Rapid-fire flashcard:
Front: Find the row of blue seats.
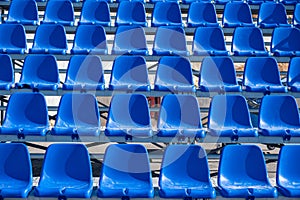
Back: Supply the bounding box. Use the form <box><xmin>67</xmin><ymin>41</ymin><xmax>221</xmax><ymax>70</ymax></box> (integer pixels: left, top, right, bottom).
<box><xmin>2</xmin><ymin>92</ymin><xmax>300</xmax><ymax>141</ymax></box>
<box><xmin>1</xmin><ymin>142</ymin><xmax>300</xmax><ymax>199</ymax></box>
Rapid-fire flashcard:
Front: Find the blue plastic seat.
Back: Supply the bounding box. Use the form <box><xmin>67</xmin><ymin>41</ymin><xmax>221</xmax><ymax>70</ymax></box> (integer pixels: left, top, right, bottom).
<box><xmin>112</xmin><ymin>26</ymin><xmax>148</xmax><ymax>55</ymax></box>
<box><xmin>6</xmin><ymin>0</ymin><xmax>38</xmax><ymax>25</ymax></box>
<box><xmin>258</xmin><ymin>95</ymin><xmax>300</xmax><ymax>139</ymax></box>
<box><xmin>43</xmin><ymin>0</ymin><xmax>74</xmax><ymax>26</ymax></box>
<box><xmin>0</xmin><ymin>143</ymin><xmax>32</xmax><ymax>198</ymax></box>
<box><xmin>232</xmin><ymin>27</ymin><xmax>269</xmax><ymax>56</ymax></box>
<box><xmin>52</xmin><ymin>93</ymin><xmax>100</xmax><ymax>137</ymax></box>
<box><xmin>30</xmin><ymin>24</ymin><xmax>67</xmax><ymax>54</ymax></box>
<box><xmin>79</xmin><ymin>0</ymin><xmax>111</xmax><ymax>26</ymax></box>
<box><xmin>105</xmin><ymin>94</ymin><xmax>152</xmax><ymax>137</ymax></box>
<box><xmin>154</xmin><ymin>56</ymin><xmax>195</xmax><ymax>92</ymax></box>
<box><xmin>258</xmin><ymin>2</ymin><xmax>290</xmax><ymax>28</ymax></box>
<box><xmin>157</xmin><ymin>95</ymin><xmax>205</xmax><ymax>138</ymax></box>
<box><xmin>71</xmin><ymin>25</ymin><xmax>107</xmax><ymax>54</ymax></box>
<box><xmin>199</xmin><ymin>56</ymin><xmax>241</xmax><ymax>92</ymax></box>
<box><xmin>183</xmin><ymin>0</ymin><xmax>211</xmax><ymax>3</ymax></box>
<box><xmin>153</xmin><ymin>26</ymin><xmax>189</xmax><ymax>56</ymax></box>
<box><xmin>288</xmin><ymin>57</ymin><xmax>300</xmax><ymax>92</ymax></box>
<box><xmin>35</xmin><ymin>144</ymin><xmax>93</xmax><ymax>198</ymax></box>
<box><xmin>0</xmin><ymin>54</ymin><xmax>14</xmax><ymax>90</ymax></box>
<box><xmin>208</xmin><ymin>95</ymin><xmax>258</xmax><ymax>140</ymax></box>
<box><xmin>293</xmin><ymin>4</ymin><xmax>300</xmax><ymax>28</ymax></box>
<box><xmin>187</xmin><ymin>2</ymin><xmax>219</xmax><ymax>27</ymax></box>
<box><xmin>0</xmin><ymin>92</ymin><xmax>49</xmax><ymax>137</ymax></box>
<box><xmin>98</xmin><ymin>144</ymin><xmax>154</xmax><ymax>198</ymax></box>
<box><xmin>116</xmin><ymin>1</ymin><xmax>147</xmax><ymax>27</ymax></box>
<box><xmin>271</xmin><ymin>27</ymin><xmax>300</xmax><ymax>56</ymax></box>
<box><xmin>277</xmin><ymin>145</ymin><xmax>300</xmax><ymax>197</ymax></box>
<box><xmin>280</xmin><ymin>0</ymin><xmax>299</xmax><ymax>4</ymax></box>
<box><xmin>150</xmin><ymin>0</ymin><xmax>179</xmax><ymax>3</ymax></box>
<box><xmin>193</xmin><ymin>27</ymin><xmax>229</xmax><ymax>56</ymax></box>
<box><xmin>222</xmin><ymin>2</ymin><xmax>254</xmax><ymax>27</ymax></box>
<box><xmin>215</xmin><ymin>0</ymin><xmax>242</xmax><ymax>4</ymax></box>
<box><xmin>109</xmin><ymin>55</ymin><xmax>150</xmax><ymax>91</ymax></box>
<box><xmin>16</xmin><ymin>55</ymin><xmax>59</xmax><ymax>91</ymax></box>
<box><xmin>63</xmin><ymin>55</ymin><xmax>105</xmax><ymax>91</ymax></box>
<box><xmin>159</xmin><ymin>145</ymin><xmax>215</xmax><ymax>198</ymax></box>
<box><xmin>218</xmin><ymin>145</ymin><xmax>278</xmax><ymax>198</ymax></box>
<box><xmin>247</xmin><ymin>0</ymin><xmax>274</xmax><ymax>4</ymax></box>
<box><xmin>243</xmin><ymin>57</ymin><xmax>287</xmax><ymax>93</ymax></box>
<box><xmin>151</xmin><ymin>2</ymin><xmax>182</xmax><ymax>27</ymax></box>
<box><xmin>0</xmin><ymin>24</ymin><xmax>27</xmax><ymax>54</ymax></box>
<box><xmin>116</xmin><ymin>0</ymin><xmax>145</xmax><ymax>3</ymax></box>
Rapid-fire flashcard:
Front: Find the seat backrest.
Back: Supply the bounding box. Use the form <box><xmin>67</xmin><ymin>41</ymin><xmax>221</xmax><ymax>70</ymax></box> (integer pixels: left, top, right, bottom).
<box><xmin>222</xmin><ymin>1</ymin><xmax>253</xmax><ymax>27</ymax></box>
<box><xmin>0</xmin><ymin>54</ymin><xmax>14</xmax><ymax>88</ymax></box>
<box><xmin>43</xmin><ymin>0</ymin><xmax>74</xmax><ymax>25</ymax></box>
<box><xmin>293</xmin><ymin>3</ymin><xmax>300</xmax><ymax>27</ymax></box>
<box><xmin>6</xmin><ymin>0</ymin><xmax>38</xmax><ymax>25</ymax></box>
<box><xmin>258</xmin><ymin>2</ymin><xmax>288</xmax><ymax>27</ymax></box>
<box><xmin>271</xmin><ymin>27</ymin><xmax>300</xmax><ymax>53</ymax></box>
<box><xmin>187</xmin><ymin>2</ymin><xmax>218</xmax><ymax>27</ymax></box>
<box><xmin>80</xmin><ymin>0</ymin><xmax>111</xmax><ymax>26</ymax></box>
<box><xmin>0</xmin><ymin>24</ymin><xmax>27</xmax><ymax>53</ymax></box>
<box><xmin>288</xmin><ymin>57</ymin><xmax>300</xmax><ymax>87</ymax></box>
<box><xmin>116</xmin><ymin>1</ymin><xmax>147</xmax><ymax>26</ymax></box>
<box><xmin>152</xmin><ymin>2</ymin><xmax>182</xmax><ymax>27</ymax></box>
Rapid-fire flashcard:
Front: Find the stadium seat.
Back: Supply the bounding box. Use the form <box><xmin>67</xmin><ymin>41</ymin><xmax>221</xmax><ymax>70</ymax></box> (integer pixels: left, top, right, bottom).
<box><xmin>151</xmin><ymin>2</ymin><xmax>182</xmax><ymax>27</ymax></box>
<box><xmin>112</xmin><ymin>26</ymin><xmax>148</xmax><ymax>55</ymax></box>
<box><xmin>35</xmin><ymin>144</ymin><xmax>93</xmax><ymax>198</ymax></box>
<box><xmin>215</xmin><ymin>0</ymin><xmax>242</xmax><ymax>5</ymax></box>
<box><xmin>218</xmin><ymin>145</ymin><xmax>278</xmax><ymax>198</ymax></box>
<box><xmin>30</xmin><ymin>24</ymin><xmax>67</xmax><ymax>54</ymax></box>
<box><xmin>232</xmin><ymin>27</ymin><xmax>269</xmax><ymax>56</ymax></box>
<box><xmin>0</xmin><ymin>92</ymin><xmax>49</xmax><ymax>137</ymax></box>
<box><xmin>157</xmin><ymin>94</ymin><xmax>205</xmax><ymax>138</ymax></box>
<box><xmin>258</xmin><ymin>2</ymin><xmax>290</xmax><ymax>28</ymax></box>
<box><xmin>109</xmin><ymin>55</ymin><xmax>150</xmax><ymax>91</ymax></box>
<box><xmin>0</xmin><ymin>54</ymin><xmax>14</xmax><ymax>90</ymax></box>
<box><xmin>117</xmin><ymin>0</ymin><xmax>145</xmax><ymax>3</ymax></box>
<box><xmin>0</xmin><ymin>24</ymin><xmax>27</xmax><ymax>54</ymax></box>
<box><xmin>183</xmin><ymin>0</ymin><xmax>211</xmax><ymax>4</ymax></box>
<box><xmin>258</xmin><ymin>95</ymin><xmax>300</xmax><ymax>139</ymax></box>
<box><xmin>150</xmin><ymin>0</ymin><xmax>179</xmax><ymax>3</ymax></box>
<box><xmin>63</xmin><ymin>55</ymin><xmax>105</xmax><ymax>91</ymax></box>
<box><xmin>288</xmin><ymin>57</ymin><xmax>300</xmax><ymax>92</ymax></box>
<box><xmin>294</xmin><ymin>4</ymin><xmax>300</xmax><ymax>28</ymax></box>
<box><xmin>105</xmin><ymin>94</ymin><xmax>152</xmax><ymax>137</ymax></box>
<box><xmin>42</xmin><ymin>0</ymin><xmax>75</xmax><ymax>26</ymax></box>
<box><xmin>0</xmin><ymin>143</ymin><xmax>32</xmax><ymax>198</ymax></box>
<box><xmin>271</xmin><ymin>27</ymin><xmax>300</xmax><ymax>56</ymax></box>
<box><xmin>153</xmin><ymin>26</ymin><xmax>189</xmax><ymax>56</ymax></box>
<box><xmin>159</xmin><ymin>145</ymin><xmax>215</xmax><ymax>199</ymax></box>
<box><xmin>199</xmin><ymin>56</ymin><xmax>241</xmax><ymax>92</ymax></box>
<box><xmin>187</xmin><ymin>2</ymin><xmax>219</xmax><ymax>27</ymax></box>
<box><xmin>98</xmin><ymin>144</ymin><xmax>154</xmax><ymax>198</ymax></box>
<box><xmin>154</xmin><ymin>56</ymin><xmax>195</xmax><ymax>92</ymax></box>
<box><xmin>52</xmin><ymin>93</ymin><xmax>100</xmax><ymax>137</ymax></box>
<box><xmin>208</xmin><ymin>95</ymin><xmax>258</xmax><ymax>140</ymax></box>
<box><xmin>277</xmin><ymin>145</ymin><xmax>300</xmax><ymax>197</ymax></box>
<box><xmin>243</xmin><ymin>57</ymin><xmax>287</xmax><ymax>93</ymax></box>
<box><xmin>6</xmin><ymin>0</ymin><xmax>38</xmax><ymax>25</ymax></box>
<box><xmin>71</xmin><ymin>25</ymin><xmax>108</xmax><ymax>54</ymax></box>
<box><xmin>79</xmin><ymin>0</ymin><xmax>111</xmax><ymax>26</ymax></box>
<box><xmin>222</xmin><ymin>1</ymin><xmax>254</xmax><ymax>27</ymax></box>
<box><xmin>192</xmin><ymin>27</ymin><xmax>229</xmax><ymax>56</ymax></box>
<box><xmin>280</xmin><ymin>0</ymin><xmax>299</xmax><ymax>4</ymax></box>
<box><xmin>116</xmin><ymin>1</ymin><xmax>147</xmax><ymax>27</ymax></box>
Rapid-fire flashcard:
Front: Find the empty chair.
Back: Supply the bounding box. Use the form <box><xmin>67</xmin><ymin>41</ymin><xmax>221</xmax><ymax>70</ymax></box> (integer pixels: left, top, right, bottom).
<box><xmin>0</xmin><ymin>92</ymin><xmax>49</xmax><ymax>137</ymax></box>
<box><xmin>152</xmin><ymin>2</ymin><xmax>182</xmax><ymax>27</ymax></box>
<box><xmin>98</xmin><ymin>144</ymin><xmax>154</xmax><ymax>198</ymax></box>
<box><xmin>193</xmin><ymin>27</ymin><xmax>229</xmax><ymax>56</ymax></box>
<box><xmin>79</xmin><ymin>0</ymin><xmax>111</xmax><ymax>26</ymax></box>
<box><xmin>159</xmin><ymin>145</ymin><xmax>215</xmax><ymax>199</ymax></box>
<box><xmin>280</xmin><ymin>0</ymin><xmax>299</xmax><ymax>4</ymax></box>
<box><xmin>277</xmin><ymin>145</ymin><xmax>300</xmax><ymax>197</ymax></box>
<box><xmin>218</xmin><ymin>145</ymin><xmax>278</xmax><ymax>198</ymax></box>
<box><xmin>112</xmin><ymin>26</ymin><xmax>148</xmax><ymax>55</ymax></box>
<box><xmin>52</xmin><ymin>93</ymin><xmax>100</xmax><ymax>137</ymax></box>
<box><xmin>71</xmin><ymin>25</ymin><xmax>108</xmax><ymax>54</ymax></box>
<box><xmin>0</xmin><ymin>24</ymin><xmax>26</xmax><ymax>54</ymax></box>
<box><xmin>222</xmin><ymin>1</ymin><xmax>254</xmax><ymax>27</ymax></box>
<box><xmin>109</xmin><ymin>55</ymin><xmax>150</xmax><ymax>91</ymax></box>
<box><xmin>150</xmin><ymin>0</ymin><xmax>179</xmax><ymax>3</ymax></box>
<box><xmin>187</xmin><ymin>2</ymin><xmax>219</xmax><ymax>27</ymax></box>
<box><xmin>116</xmin><ymin>1</ymin><xmax>147</xmax><ymax>27</ymax></box>
<box><xmin>153</xmin><ymin>26</ymin><xmax>189</xmax><ymax>56</ymax></box>
<box><xmin>199</xmin><ymin>56</ymin><xmax>241</xmax><ymax>92</ymax></box>
<box><xmin>183</xmin><ymin>0</ymin><xmax>211</xmax><ymax>3</ymax></box>
<box><xmin>117</xmin><ymin>0</ymin><xmax>145</xmax><ymax>3</ymax></box>
<box><xmin>271</xmin><ymin>27</ymin><xmax>300</xmax><ymax>56</ymax></box>
<box><xmin>105</xmin><ymin>94</ymin><xmax>152</xmax><ymax>137</ymax></box>
<box><xmin>154</xmin><ymin>56</ymin><xmax>195</xmax><ymax>92</ymax></box>
<box><xmin>157</xmin><ymin>95</ymin><xmax>205</xmax><ymax>138</ymax></box>
<box><xmin>35</xmin><ymin>144</ymin><xmax>93</xmax><ymax>198</ymax></box>
<box><xmin>63</xmin><ymin>55</ymin><xmax>105</xmax><ymax>91</ymax></box>
<box><xmin>215</xmin><ymin>0</ymin><xmax>243</xmax><ymax>4</ymax></box>
<box><xmin>30</xmin><ymin>24</ymin><xmax>67</xmax><ymax>54</ymax></box>
<box><xmin>43</xmin><ymin>0</ymin><xmax>75</xmax><ymax>26</ymax></box>
<box><xmin>288</xmin><ymin>57</ymin><xmax>300</xmax><ymax>92</ymax></box>
<box><xmin>294</xmin><ymin>4</ymin><xmax>300</xmax><ymax>28</ymax></box>
<box><xmin>243</xmin><ymin>57</ymin><xmax>287</xmax><ymax>93</ymax></box>
<box><xmin>16</xmin><ymin>55</ymin><xmax>59</xmax><ymax>90</ymax></box>
<box><xmin>0</xmin><ymin>54</ymin><xmax>14</xmax><ymax>90</ymax></box>
<box><xmin>232</xmin><ymin>27</ymin><xmax>269</xmax><ymax>56</ymax></box>
<box><xmin>248</xmin><ymin>0</ymin><xmax>275</xmax><ymax>4</ymax></box>
<box><xmin>258</xmin><ymin>95</ymin><xmax>300</xmax><ymax>139</ymax></box>
<box><xmin>6</xmin><ymin>0</ymin><xmax>38</xmax><ymax>25</ymax></box>
<box><xmin>208</xmin><ymin>95</ymin><xmax>257</xmax><ymax>140</ymax></box>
